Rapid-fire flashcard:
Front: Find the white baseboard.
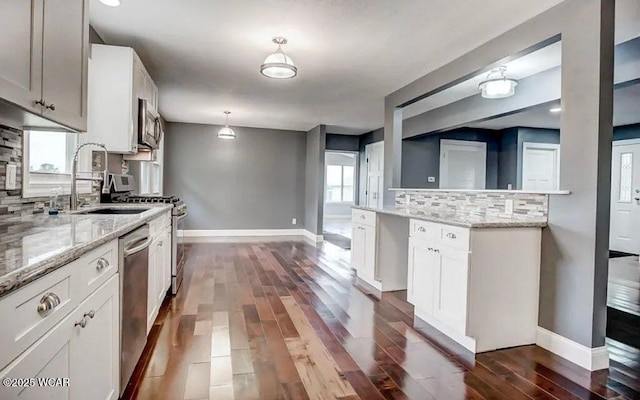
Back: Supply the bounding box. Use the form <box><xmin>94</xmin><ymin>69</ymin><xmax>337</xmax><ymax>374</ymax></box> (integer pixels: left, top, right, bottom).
<box><xmin>180</xmin><ymin>229</ymin><xmax>324</xmax><ymax>244</ymax></box>
<box><xmin>536</xmin><ymin>327</ymin><xmax>609</xmax><ymax>371</ymax></box>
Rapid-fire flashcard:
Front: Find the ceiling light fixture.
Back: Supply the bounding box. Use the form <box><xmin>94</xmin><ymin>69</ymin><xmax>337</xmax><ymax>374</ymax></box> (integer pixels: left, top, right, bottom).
<box><xmin>478</xmin><ymin>66</ymin><xmax>518</xmax><ymax>99</ymax></box>
<box><xmin>218</xmin><ymin>111</ymin><xmax>236</xmax><ymax>140</ymax></box>
<box><xmin>260</xmin><ymin>37</ymin><xmax>297</xmax><ymax>79</ymax></box>
<box><xmin>99</xmin><ymin>0</ymin><xmax>121</xmax><ymax>7</ymax></box>
<box><xmin>550</xmin><ymin>107</ymin><xmax>562</xmax><ymax>113</ymax></box>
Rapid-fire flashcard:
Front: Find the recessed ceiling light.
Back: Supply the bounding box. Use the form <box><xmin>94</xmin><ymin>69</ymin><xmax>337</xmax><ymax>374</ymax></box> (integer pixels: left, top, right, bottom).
<box><xmin>478</xmin><ymin>66</ymin><xmax>518</xmax><ymax>99</ymax></box>
<box><xmin>260</xmin><ymin>37</ymin><xmax>297</xmax><ymax>79</ymax></box>
<box><xmin>218</xmin><ymin>111</ymin><xmax>236</xmax><ymax>140</ymax></box>
<box><xmin>550</xmin><ymin>107</ymin><xmax>562</xmax><ymax>113</ymax></box>
<box><xmin>99</xmin><ymin>0</ymin><xmax>121</xmax><ymax>7</ymax></box>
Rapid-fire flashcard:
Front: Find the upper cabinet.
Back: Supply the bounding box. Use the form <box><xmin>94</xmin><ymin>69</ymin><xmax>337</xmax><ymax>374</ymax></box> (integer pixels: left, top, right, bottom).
<box><xmin>0</xmin><ymin>0</ymin><xmax>89</xmax><ymax>132</ymax></box>
<box><xmin>88</xmin><ymin>44</ymin><xmax>159</xmax><ymax>154</ymax></box>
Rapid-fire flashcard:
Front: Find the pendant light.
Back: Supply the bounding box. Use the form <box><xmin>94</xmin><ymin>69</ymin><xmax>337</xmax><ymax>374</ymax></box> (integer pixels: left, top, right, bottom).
<box><xmin>99</xmin><ymin>0</ymin><xmax>121</xmax><ymax>6</ymax></box>
<box><xmin>478</xmin><ymin>66</ymin><xmax>518</xmax><ymax>99</ymax></box>
<box><xmin>218</xmin><ymin>111</ymin><xmax>236</xmax><ymax>139</ymax></box>
<box><xmin>260</xmin><ymin>37</ymin><xmax>298</xmax><ymax>79</ymax></box>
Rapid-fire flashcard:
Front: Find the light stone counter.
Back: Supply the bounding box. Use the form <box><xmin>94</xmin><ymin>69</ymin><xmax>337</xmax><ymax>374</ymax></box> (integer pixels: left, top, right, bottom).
<box><xmin>352</xmin><ymin>205</ymin><xmax>547</xmax><ymax>229</ymax></box>
<box><xmin>0</xmin><ymin>204</ymin><xmax>172</xmax><ymax>298</ymax></box>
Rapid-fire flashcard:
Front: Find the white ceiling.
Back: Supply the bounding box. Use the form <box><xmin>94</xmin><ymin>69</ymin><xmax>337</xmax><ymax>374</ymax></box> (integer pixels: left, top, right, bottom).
<box><xmin>89</xmin><ymin>0</ymin><xmax>577</xmax><ymax>134</ymax></box>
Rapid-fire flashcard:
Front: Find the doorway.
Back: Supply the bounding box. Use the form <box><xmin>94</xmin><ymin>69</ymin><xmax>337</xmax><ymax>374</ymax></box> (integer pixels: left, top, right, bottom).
<box><xmin>365</xmin><ymin>141</ymin><xmax>384</xmax><ymax>208</ymax></box>
<box><xmin>323</xmin><ymin>151</ymin><xmax>358</xmax><ymax>249</ymax></box>
<box><xmin>610</xmin><ymin>140</ymin><xmax>640</xmax><ymax>254</ymax></box>
<box><xmin>439</xmin><ymin>139</ymin><xmax>487</xmax><ymax>189</ymax></box>
<box><xmin>522</xmin><ymin>142</ymin><xmax>560</xmax><ymax>191</ymax></box>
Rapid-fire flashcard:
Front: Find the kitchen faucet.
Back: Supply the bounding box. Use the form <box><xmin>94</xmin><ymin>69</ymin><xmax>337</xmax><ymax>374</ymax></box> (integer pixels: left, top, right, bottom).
<box><xmin>70</xmin><ymin>142</ymin><xmax>111</xmax><ymax>210</ymax></box>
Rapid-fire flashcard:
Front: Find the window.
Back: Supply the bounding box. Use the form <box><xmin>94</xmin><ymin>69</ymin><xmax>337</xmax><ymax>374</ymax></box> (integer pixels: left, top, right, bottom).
<box><xmin>23</xmin><ymin>130</ymin><xmax>91</xmax><ymax>198</ymax></box>
<box><xmin>619</xmin><ymin>152</ymin><xmax>633</xmax><ymax>202</ymax></box>
<box><xmin>325</xmin><ymin>164</ymin><xmax>355</xmax><ymax>203</ymax></box>
<box><xmin>139</xmin><ymin>161</ymin><xmax>162</xmax><ymax>195</ymax></box>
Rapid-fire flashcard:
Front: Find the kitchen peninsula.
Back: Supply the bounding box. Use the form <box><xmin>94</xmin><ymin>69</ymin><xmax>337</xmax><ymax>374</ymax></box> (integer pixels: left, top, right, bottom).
<box><xmin>351</xmin><ymin>189</ymin><xmax>558</xmax><ymax>354</ymax></box>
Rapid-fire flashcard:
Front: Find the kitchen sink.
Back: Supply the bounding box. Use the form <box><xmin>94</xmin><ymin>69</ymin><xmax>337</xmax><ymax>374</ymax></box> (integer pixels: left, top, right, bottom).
<box><xmin>77</xmin><ymin>208</ymin><xmax>148</xmax><ymax>215</ymax></box>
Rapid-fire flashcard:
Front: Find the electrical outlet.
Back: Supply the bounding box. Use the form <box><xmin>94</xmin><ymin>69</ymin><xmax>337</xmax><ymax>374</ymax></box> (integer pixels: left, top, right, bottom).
<box><xmin>292</xmin><ymin>218</ymin><xmax>297</xmax><ymax>225</ymax></box>
<box><xmin>5</xmin><ymin>164</ymin><xmax>17</xmax><ymax>190</ymax></box>
<box><xmin>505</xmin><ymin>199</ymin><xmax>514</xmax><ymax>215</ymax></box>
<box><xmin>427</xmin><ymin>176</ymin><xmax>436</xmax><ymax>183</ymax></box>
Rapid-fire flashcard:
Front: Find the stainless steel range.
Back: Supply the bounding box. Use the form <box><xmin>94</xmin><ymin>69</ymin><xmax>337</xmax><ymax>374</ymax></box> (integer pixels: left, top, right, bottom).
<box><xmin>104</xmin><ymin>174</ymin><xmax>187</xmax><ymax>295</ymax></box>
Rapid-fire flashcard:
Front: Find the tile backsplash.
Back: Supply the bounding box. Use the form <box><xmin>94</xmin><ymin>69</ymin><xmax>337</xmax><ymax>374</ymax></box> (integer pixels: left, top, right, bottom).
<box><xmin>0</xmin><ymin>125</ymin><xmax>98</xmax><ymax>216</ymax></box>
<box><xmin>394</xmin><ymin>190</ymin><xmax>548</xmax><ymax>219</ymax></box>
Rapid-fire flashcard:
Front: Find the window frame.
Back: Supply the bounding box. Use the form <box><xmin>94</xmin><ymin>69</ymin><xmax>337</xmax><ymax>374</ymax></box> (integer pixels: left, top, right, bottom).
<box><xmin>22</xmin><ymin>130</ymin><xmax>92</xmax><ymax>198</ymax></box>
<box><xmin>325</xmin><ymin>162</ymin><xmax>356</xmax><ymax>204</ymax></box>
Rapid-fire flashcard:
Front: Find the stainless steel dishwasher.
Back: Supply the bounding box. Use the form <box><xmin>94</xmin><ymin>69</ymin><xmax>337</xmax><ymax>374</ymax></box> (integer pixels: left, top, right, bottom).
<box><xmin>119</xmin><ymin>225</ymin><xmax>151</xmax><ymax>396</ymax></box>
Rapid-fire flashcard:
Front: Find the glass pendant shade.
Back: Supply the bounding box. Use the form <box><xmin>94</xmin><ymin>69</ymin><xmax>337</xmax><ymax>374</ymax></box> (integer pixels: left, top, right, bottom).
<box><xmin>260</xmin><ymin>37</ymin><xmax>297</xmax><ymax>79</ymax></box>
<box><xmin>478</xmin><ymin>67</ymin><xmax>518</xmax><ymax>99</ymax></box>
<box><xmin>218</xmin><ymin>111</ymin><xmax>236</xmax><ymax>139</ymax></box>
<box><xmin>99</xmin><ymin>0</ymin><xmax>121</xmax><ymax>6</ymax></box>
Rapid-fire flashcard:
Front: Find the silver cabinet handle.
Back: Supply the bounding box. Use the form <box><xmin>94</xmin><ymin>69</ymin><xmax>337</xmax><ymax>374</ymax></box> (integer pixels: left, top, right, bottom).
<box><xmin>75</xmin><ymin>317</ymin><xmax>87</xmax><ymax>328</ymax></box>
<box><xmin>434</xmin><ymin>249</ymin><xmax>440</xmax><ymax>253</ymax></box>
<box><xmin>35</xmin><ymin>99</ymin><xmax>46</xmax><ymax>107</ymax></box>
<box><xmin>96</xmin><ymin>257</ymin><xmax>109</xmax><ymax>271</ymax></box>
<box><xmin>417</xmin><ymin>226</ymin><xmax>426</xmax><ymax>232</ymax></box>
<box><xmin>45</xmin><ymin>103</ymin><xmax>56</xmax><ymax>111</ymax></box>
<box><xmin>158</xmin><ymin>241</ymin><xmax>163</xmax><ymax>247</ymax></box>
<box><xmin>37</xmin><ymin>293</ymin><xmax>61</xmax><ymax>315</ymax></box>
<box><xmin>84</xmin><ymin>310</ymin><xmax>96</xmax><ymax>319</ymax></box>
<box><xmin>446</xmin><ymin>233</ymin><xmax>457</xmax><ymax>239</ymax></box>
<box><xmin>360</xmin><ymin>215</ymin><xmax>366</xmax><ymax>219</ymax></box>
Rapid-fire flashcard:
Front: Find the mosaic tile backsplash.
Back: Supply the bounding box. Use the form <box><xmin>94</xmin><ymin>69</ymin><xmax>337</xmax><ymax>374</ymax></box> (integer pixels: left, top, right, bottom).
<box><xmin>394</xmin><ymin>190</ymin><xmax>548</xmax><ymax>220</ymax></box>
<box><xmin>0</xmin><ymin>125</ymin><xmax>98</xmax><ymax>217</ymax></box>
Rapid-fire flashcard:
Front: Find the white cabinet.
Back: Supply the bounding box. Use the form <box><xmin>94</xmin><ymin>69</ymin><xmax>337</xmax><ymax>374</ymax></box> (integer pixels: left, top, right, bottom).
<box><xmin>88</xmin><ymin>44</ymin><xmax>159</xmax><ymax>153</ymax></box>
<box><xmin>0</xmin><ymin>0</ymin><xmax>89</xmax><ymax>131</ymax></box>
<box><xmin>147</xmin><ymin>216</ymin><xmax>172</xmax><ymax>333</ymax></box>
<box><xmin>351</xmin><ymin>210</ymin><xmax>379</xmax><ymax>291</ymax></box>
<box><xmin>0</xmin><ymin>275</ymin><xmax>119</xmax><ymax>400</ymax></box>
<box><xmin>407</xmin><ymin>219</ymin><xmax>541</xmax><ymax>353</ymax></box>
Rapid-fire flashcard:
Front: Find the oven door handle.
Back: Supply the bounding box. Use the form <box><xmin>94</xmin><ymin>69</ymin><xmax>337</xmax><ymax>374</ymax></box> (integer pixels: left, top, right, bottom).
<box><xmin>177</xmin><ymin>212</ymin><xmax>188</xmax><ymax>221</ymax></box>
<box><xmin>124</xmin><ymin>236</ymin><xmax>152</xmax><ymax>257</ymax></box>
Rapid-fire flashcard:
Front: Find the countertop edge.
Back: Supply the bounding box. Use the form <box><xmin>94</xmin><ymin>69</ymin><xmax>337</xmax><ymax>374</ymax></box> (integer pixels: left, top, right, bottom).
<box><xmin>0</xmin><ymin>206</ymin><xmax>172</xmax><ymax>299</ymax></box>
<box><xmin>351</xmin><ymin>205</ymin><xmax>548</xmax><ymax>229</ymax></box>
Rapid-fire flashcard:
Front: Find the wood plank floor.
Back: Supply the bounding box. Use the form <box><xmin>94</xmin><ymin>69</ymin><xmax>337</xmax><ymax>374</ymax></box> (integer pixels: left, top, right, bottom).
<box><xmin>125</xmin><ymin>241</ymin><xmax>640</xmax><ymax>400</ymax></box>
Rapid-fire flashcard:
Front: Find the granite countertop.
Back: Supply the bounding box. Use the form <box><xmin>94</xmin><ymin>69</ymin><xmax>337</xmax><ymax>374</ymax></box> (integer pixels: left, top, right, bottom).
<box><xmin>0</xmin><ymin>204</ymin><xmax>173</xmax><ymax>298</ymax></box>
<box><xmin>352</xmin><ymin>205</ymin><xmax>547</xmax><ymax>228</ymax></box>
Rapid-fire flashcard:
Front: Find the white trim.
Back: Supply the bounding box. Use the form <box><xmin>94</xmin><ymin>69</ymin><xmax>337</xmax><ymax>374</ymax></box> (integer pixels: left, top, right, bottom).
<box><xmin>522</xmin><ymin>142</ymin><xmax>560</xmax><ymax>191</ymax></box>
<box><xmin>180</xmin><ymin>229</ymin><xmax>324</xmax><ymax>243</ymax></box>
<box><xmin>613</xmin><ymin>138</ymin><xmax>640</xmax><ymax>147</ymax></box>
<box><xmin>303</xmin><ymin>230</ymin><xmax>324</xmax><ymax>243</ymax></box>
<box><xmin>536</xmin><ymin>327</ymin><xmax>609</xmax><ymax>371</ymax></box>
<box><xmin>439</xmin><ymin>139</ymin><xmax>487</xmax><ymax>190</ymax></box>
<box><xmin>388</xmin><ymin>188</ymin><xmax>571</xmax><ymax>195</ymax></box>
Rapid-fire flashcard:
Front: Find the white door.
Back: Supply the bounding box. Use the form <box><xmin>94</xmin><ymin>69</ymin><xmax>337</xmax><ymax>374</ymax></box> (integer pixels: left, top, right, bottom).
<box><xmin>522</xmin><ymin>143</ymin><xmax>560</xmax><ymax>191</ymax></box>
<box><xmin>610</xmin><ymin>140</ymin><xmax>640</xmax><ymax>254</ymax></box>
<box><xmin>439</xmin><ymin>140</ymin><xmax>486</xmax><ymax>189</ymax></box>
<box><xmin>365</xmin><ymin>142</ymin><xmax>384</xmax><ymax>208</ymax></box>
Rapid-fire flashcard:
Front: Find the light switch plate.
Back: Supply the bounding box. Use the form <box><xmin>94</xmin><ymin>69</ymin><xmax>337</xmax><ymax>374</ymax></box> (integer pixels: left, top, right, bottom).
<box><xmin>504</xmin><ymin>199</ymin><xmax>514</xmax><ymax>215</ymax></box>
<box><xmin>5</xmin><ymin>164</ymin><xmax>17</xmax><ymax>190</ymax></box>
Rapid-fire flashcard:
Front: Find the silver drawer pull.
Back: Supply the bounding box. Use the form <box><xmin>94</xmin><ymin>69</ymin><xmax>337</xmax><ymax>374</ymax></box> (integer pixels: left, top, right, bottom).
<box><xmin>96</xmin><ymin>257</ymin><xmax>109</xmax><ymax>271</ymax></box>
<box><xmin>446</xmin><ymin>233</ymin><xmax>457</xmax><ymax>239</ymax></box>
<box><xmin>75</xmin><ymin>317</ymin><xmax>87</xmax><ymax>328</ymax></box>
<box><xmin>37</xmin><ymin>293</ymin><xmax>61</xmax><ymax>316</ymax></box>
<box><xmin>417</xmin><ymin>226</ymin><xmax>426</xmax><ymax>232</ymax></box>
<box><xmin>84</xmin><ymin>310</ymin><xmax>96</xmax><ymax>319</ymax></box>
<box><xmin>158</xmin><ymin>241</ymin><xmax>163</xmax><ymax>247</ymax></box>
<box><xmin>360</xmin><ymin>215</ymin><xmax>366</xmax><ymax>219</ymax></box>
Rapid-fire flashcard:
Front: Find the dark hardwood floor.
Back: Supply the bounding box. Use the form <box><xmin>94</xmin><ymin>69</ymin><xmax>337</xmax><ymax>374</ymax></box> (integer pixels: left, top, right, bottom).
<box><xmin>125</xmin><ymin>241</ymin><xmax>640</xmax><ymax>400</ymax></box>
<box><xmin>607</xmin><ymin>256</ymin><xmax>640</xmax><ymax>350</ymax></box>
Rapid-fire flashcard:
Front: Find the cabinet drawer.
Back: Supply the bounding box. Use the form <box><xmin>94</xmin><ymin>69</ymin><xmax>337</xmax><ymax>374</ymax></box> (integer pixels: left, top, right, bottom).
<box><xmin>409</xmin><ymin>219</ymin><xmax>439</xmax><ymax>241</ymax></box>
<box><xmin>352</xmin><ymin>209</ymin><xmax>376</xmax><ymax>227</ymax></box>
<box><xmin>150</xmin><ymin>211</ymin><xmax>171</xmax><ymax>238</ymax></box>
<box><xmin>0</xmin><ymin>263</ymin><xmax>76</xmax><ymax>370</ymax></box>
<box><xmin>76</xmin><ymin>240</ymin><xmax>118</xmax><ymax>301</ymax></box>
<box><xmin>439</xmin><ymin>225</ymin><xmax>470</xmax><ymax>251</ymax></box>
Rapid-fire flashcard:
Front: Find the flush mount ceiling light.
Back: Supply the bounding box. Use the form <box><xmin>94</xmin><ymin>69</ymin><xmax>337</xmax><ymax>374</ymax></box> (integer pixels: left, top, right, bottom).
<box><xmin>550</xmin><ymin>107</ymin><xmax>562</xmax><ymax>113</ymax></box>
<box><xmin>478</xmin><ymin>66</ymin><xmax>518</xmax><ymax>99</ymax></box>
<box><xmin>99</xmin><ymin>0</ymin><xmax>121</xmax><ymax>7</ymax></box>
<box><xmin>260</xmin><ymin>37</ymin><xmax>298</xmax><ymax>79</ymax></box>
<box><xmin>218</xmin><ymin>111</ymin><xmax>236</xmax><ymax>140</ymax></box>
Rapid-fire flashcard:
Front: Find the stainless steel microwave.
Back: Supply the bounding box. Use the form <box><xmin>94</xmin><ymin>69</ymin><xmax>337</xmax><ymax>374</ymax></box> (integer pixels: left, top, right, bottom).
<box><xmin>138</xmin><ymin>98</ymin><xmax>162</xmax><ymax>150</ymax></box>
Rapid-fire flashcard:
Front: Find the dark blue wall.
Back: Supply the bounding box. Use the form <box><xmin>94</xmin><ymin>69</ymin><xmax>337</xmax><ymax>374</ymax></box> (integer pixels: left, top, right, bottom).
<box><xmin>326</xmin><ymin>134</ymin><xmax>360</xmax><ymax>152</ymax></box>
<box><xmin>613</xmin><ymin>124</ymin><xmax>640</xmax><ymax>141</ymax></box>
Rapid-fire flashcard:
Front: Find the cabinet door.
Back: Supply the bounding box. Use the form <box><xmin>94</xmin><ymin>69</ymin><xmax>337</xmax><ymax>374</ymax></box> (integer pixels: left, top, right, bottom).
<box><xmin>163</xmin><ymin>229</ymin><xmax>172</xmax><ymax>294</ymax></box>
<box><xmin>351</xmin><ymin>224</ymin><xmax>365</xmax><ymax>272</ymax></box>
<box><xmin>362</xmin><ymin>225</ymin><xmax>377</xmax><ymax>282</ymax></box>
<box><xmin>0</xmin><ymin>314</ymin><xmax>72</xmax><ymax>400</ymax></box>
<box><xmin>156</xmin><ymin>233</ymin><xmax>168</xmax><ymax>306</ymax></box>
<box><xmin>41</xmin><ymin>0</ymin><xmax>89</xmax><ymax>131</ymax></box>
<box><xmin>0</xmin><ymin>0</ymin><xmax>44</xmax><ymax>115</ymax></box>
<box><xmin>433</xmin><ymin>247</ymin><xmax>469</xmax><ymax>333</ymax></box>
<box><xmin>407</xmin><ymin>238</ymin><xmax>438</xmax><ymax>315</ymax></box>
<box><xmin>69</xmin><ymin>275</ymin><xmax>119</xmax><ymax>400</ymax></box>
<box><xmin>147</xmin><ymin>240</ymin><xmax>159</xmax><ymax>333</ymax></box>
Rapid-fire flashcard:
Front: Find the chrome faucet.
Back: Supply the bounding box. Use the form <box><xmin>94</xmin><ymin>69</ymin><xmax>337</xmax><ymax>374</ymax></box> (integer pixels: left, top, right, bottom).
<box><xmin>70</xmin><ymin>142</ymin><xmax>110</xmax><ymax>210</ymax></box>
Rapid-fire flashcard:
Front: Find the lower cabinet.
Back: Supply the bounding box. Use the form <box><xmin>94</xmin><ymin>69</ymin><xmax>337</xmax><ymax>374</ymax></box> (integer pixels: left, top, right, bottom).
<box><xmin>351</xmin><ymin>222</ymin><xmax>377</xmax><ymax>287</ymax></box>
<box><xmin>147</xmin><ymin>226</ymin><xmax>172</xmax><ymax>333</ymax></box>
<box><xmin>0</xmin><ymin>275</ymin><xmax>119</xmax><ymax>400</ymax></box>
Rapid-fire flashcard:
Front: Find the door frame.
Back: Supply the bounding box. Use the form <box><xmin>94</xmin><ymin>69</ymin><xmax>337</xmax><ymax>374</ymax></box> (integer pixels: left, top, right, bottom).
<box><xmin>365</xmin><ymin>141</ymin><xmax>384</xmax><ymax>208</ymax></box>
<box><xmin>522</xmin><ymin>142</ymin><xmax>561</xmax><ymax>191</ymax></box>
<box><xmin>610</xmin><ymin>139</ymin><xmax>640</xmax><ymax>253</ymax></box>
<box><xmin>439</xmin><ymin>139</ymin><xmax>487</xmax><ymax>189</ymax></box>
<box><xmin>323</xmin><ymin>150</ymin><xmax>359</xmax><ymax>219</ymax></box>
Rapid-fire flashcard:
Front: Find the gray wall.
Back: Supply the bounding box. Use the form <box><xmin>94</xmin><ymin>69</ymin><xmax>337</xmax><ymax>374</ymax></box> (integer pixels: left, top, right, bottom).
<box><xmin>304</xmin><ymin>125</ymin><xmax>326</xmax><ymax>235</ymax></box>
<box><xmin>401</xmin><ymin>128</ymin><xmax>500</xmax><ymax>189</ymax></box>
<box><xmin>163</xmin><ymin>122</ymin><xmax>306</xmax><ymax>230</ymax></box>
<box><xmin>498</xmin><ymin>128</ymin><xmax>519</xmax><ymax>189</ymax></box>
